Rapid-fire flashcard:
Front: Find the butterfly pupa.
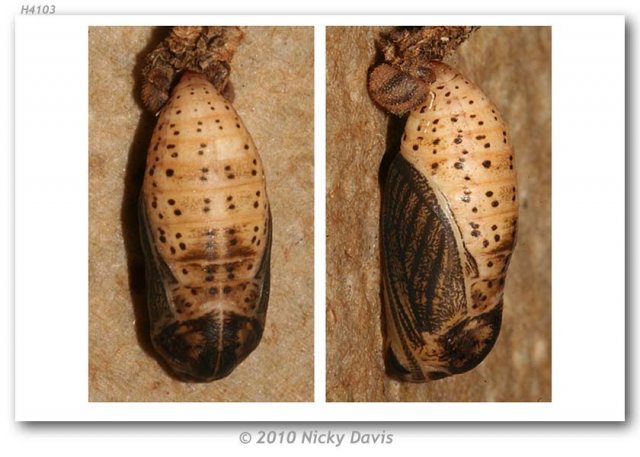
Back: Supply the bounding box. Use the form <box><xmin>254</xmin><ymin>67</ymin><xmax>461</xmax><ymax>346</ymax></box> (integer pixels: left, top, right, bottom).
<box><xmin>379</xmin><ymin>61</ymin><xmax>518</xmax><ymax>382</ymax></box>
<box><xmin>140</xmin><ymin>71</ymin><xmax>271</xmax><ymax>381</ymax></box>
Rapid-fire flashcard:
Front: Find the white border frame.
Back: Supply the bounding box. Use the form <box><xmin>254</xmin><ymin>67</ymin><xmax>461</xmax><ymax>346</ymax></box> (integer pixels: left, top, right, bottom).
<box><xmin>15</xmin><ymin>14</ymin><xmax>625</xmax><ymax>421</ymax></box>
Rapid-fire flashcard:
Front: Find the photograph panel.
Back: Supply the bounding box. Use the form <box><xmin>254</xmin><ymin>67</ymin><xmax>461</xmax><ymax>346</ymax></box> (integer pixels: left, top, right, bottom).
<box><xmin>88</xmin><ymin>26</ymin><xmax>314</xmax><ymax>402</ymax></box>
<box><xmin>326</xmin><ymin>26</ymin><xmax>551</xmax><ymax>402</ymax></box>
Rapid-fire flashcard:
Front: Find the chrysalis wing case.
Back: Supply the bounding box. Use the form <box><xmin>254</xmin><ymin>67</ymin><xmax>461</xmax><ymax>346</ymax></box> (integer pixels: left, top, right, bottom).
<box><xmin>381</xmin><ymin>61</ymin><xmax>518</xmax><ymax>382</ymax></box>
<box><xmin>139</xmin><ymin>72</ymin><xmax>271</xmax><ymax>381</ymax></box>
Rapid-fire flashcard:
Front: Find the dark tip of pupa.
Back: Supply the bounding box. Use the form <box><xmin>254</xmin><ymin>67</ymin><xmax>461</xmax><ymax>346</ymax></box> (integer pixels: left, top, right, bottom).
<box><xmin>152</xmin><ymin>312</ymin><xmax>263</xmax><ymax>382</ymax></box>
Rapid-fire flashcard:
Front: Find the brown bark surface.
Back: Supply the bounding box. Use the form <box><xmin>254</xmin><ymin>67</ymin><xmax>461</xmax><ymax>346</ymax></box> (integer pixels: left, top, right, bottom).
<box><xmin>326</xmin><ymin>26</ymin><xmax>551</xmax><ymax>402</ymax></box>
<box><xmin>89</xmin><ymin>26</ymin><xmax>314</xmax><ymax>402</ymax></box>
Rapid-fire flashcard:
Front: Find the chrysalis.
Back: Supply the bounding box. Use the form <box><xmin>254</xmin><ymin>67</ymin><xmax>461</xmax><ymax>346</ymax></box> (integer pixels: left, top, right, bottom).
<box><xmin>140</xmin><ymin>71</ymin><xmax>271</xmax><ymax>381</ymax></box>
<box><xmin>379</xmin><ymin>61</ymin><xmax>518</xmax><ymax>382</ymax></box>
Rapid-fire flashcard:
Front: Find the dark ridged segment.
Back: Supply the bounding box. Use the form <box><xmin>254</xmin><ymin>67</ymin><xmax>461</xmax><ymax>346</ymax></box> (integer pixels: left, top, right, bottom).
<box><xmin>382</xmin><ymin>154</ymin><xmax>466</xmax><ymax>332</ymax></box>
<box><xmin>384</xmin><ymin>346</ymin><xmax>411</xmax><ymax>378</ymax></box>
<box><xmin>442</xmin><ymin>301</ymin><xmax>502</xmax><ymax>375</ymax></box>
<box><xmin>152</xmin><ymin>311</ymin><xmax>263</xmax><ymax>382</ymax></box>
<box><xmin>381</xmin><ymin>154</ymin><xmax>502</xmax><ymax>382</ymax></box>
<box><xmin>369</xmin><ymin>64</ymin><xmax>428</xmax><ymax>115</ymax></box>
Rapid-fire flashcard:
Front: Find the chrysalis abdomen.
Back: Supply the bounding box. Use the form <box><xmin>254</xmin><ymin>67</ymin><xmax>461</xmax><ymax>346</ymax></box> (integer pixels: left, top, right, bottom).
<box><xmin>140</xmin><ymin>72</ymin><xmax>271</xmax><ymax>381</ymax></box>
<box><xmin>382</xmin><ymin>61</ymin><xmax>517</xmax><ymax>382</ymax></box>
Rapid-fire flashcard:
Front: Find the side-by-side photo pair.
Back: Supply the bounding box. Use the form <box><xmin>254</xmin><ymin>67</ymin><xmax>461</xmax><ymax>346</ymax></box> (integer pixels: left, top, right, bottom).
<box><xmin>88</xmin><ymin>25</ymin><xmax>551</xmax><ymax>403</ymax></box>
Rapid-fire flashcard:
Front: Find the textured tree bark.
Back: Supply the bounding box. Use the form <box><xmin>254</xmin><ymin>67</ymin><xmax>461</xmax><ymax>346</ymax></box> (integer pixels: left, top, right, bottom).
<box><xmin>326</xmin><ymin>26</ymin><xmax>551</xmax><ymax>402</ymax></box>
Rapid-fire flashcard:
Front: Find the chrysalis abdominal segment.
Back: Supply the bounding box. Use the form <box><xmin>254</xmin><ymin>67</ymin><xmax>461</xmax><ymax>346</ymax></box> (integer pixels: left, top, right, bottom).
<box><xmin>140</xmin><ymin>72</ymin><xmax>271</xmax><ymax>381</ymax></box>
<box><xmin>380</xmin><ymin>61</ymin><xmax>518</xmax><ymax>382</ymax></box>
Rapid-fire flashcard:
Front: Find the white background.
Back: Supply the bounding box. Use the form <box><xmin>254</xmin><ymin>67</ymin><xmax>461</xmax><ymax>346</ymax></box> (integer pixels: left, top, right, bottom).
<box><xmin>2</xmin><ymin>0</ymin><xmax>636</xmax><ymax>455</ymax></box>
